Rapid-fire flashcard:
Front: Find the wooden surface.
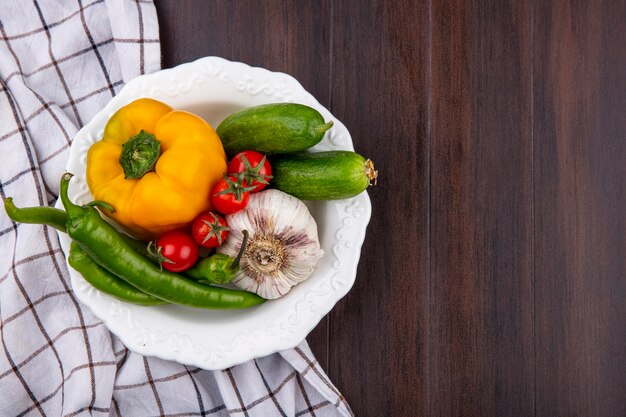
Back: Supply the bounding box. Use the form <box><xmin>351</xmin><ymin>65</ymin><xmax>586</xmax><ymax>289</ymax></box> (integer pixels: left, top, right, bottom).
<box><xmin>155</xmin><ymin>1</ymin><xmax>625</xmax><ymax>416</ymax></box>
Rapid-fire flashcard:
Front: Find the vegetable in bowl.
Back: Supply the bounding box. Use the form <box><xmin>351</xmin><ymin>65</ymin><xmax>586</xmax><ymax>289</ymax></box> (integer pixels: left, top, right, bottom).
<box><xmin>217</xmin><ymin>189</ymin><xmax>324</xmax><ymax>299</ymax></box>
<box><xmin>86</xmin><ymin>98</ymin><xmax>227</xmax><ymax>240</ymax></box>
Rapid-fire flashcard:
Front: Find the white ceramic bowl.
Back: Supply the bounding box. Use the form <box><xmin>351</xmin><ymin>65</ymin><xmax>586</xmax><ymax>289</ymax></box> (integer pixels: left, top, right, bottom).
<box><xmin>57</xmin><ymin>56</ymin><xmax>371</xmax><ymax>370</ymax></box>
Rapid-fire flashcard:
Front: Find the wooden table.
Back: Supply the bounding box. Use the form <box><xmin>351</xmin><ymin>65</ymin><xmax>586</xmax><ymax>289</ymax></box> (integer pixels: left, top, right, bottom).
<box><xmin>155</xmin><ymin>1</ymin><xmax>625</xmax><ymax>416</ymax></box>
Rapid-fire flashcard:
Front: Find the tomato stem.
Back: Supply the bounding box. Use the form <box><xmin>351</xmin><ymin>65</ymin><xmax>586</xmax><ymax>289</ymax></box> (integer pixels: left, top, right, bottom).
<box><xmin>201</xmin><ymin>215</ymin><xmax>230</xmax><ymax>245</ymax></box>
<box><xmin>214</xmin><ymin>176</ymin><xmax>256</xmax><ymax>201</ymax></box>
<box><xmin>238</xmin><ymin>154</ymin><xmax>272</xmax><ymax>186</ymax></box>
<box><xmin>147</xmin><ymin>241</ymin><xmax>175</xmax><ymax>271</ymax></box>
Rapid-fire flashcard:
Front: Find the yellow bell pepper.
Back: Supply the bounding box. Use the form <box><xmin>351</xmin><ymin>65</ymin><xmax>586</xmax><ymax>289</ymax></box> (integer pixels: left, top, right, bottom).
<box><xmin>86</xmin><ymin>98</ymin><xmax>227</xmax><ymax>239</ymax></box>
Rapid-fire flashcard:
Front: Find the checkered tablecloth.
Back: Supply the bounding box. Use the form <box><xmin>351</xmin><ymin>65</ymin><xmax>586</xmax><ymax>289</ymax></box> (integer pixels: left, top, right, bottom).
<box><xmin>0</xmin><ymin>1</ymin><xmax>352</xmax><ymax>416</ymax></box>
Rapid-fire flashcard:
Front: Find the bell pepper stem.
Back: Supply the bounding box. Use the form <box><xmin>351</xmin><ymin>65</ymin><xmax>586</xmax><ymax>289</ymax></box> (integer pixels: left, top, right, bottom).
<box><xmin>119</xmin><ymin>130</ymin><xmax>161</xmax><ymax>179</ymax></box>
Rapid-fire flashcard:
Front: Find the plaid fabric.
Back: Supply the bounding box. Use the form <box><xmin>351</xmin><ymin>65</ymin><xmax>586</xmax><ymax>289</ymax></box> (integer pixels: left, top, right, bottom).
<box><xmin>0</xmin><ymin>1</ymin><xmax>353</xmax><ymax>416</ymax></box>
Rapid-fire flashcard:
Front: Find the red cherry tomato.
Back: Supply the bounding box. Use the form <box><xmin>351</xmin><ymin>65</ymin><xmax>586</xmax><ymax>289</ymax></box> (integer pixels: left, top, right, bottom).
<box><xmin>156</xmin><ymin>231</ymin><xmax>198</xmax><ymax>272</ymax></box>
<box><xmin>191</xmin><ymin>212</ymin><xmax>229</xmax><ymax>248</ymax></box>
<box><xmin>227</xmin><ymin>150</ymin><xmax>272</xmax><ymax>192</ymax></box>
<box><xmin>210</xmin><ymin>175</ymin><xmax>252</xmax><ymax>214</ymax></box>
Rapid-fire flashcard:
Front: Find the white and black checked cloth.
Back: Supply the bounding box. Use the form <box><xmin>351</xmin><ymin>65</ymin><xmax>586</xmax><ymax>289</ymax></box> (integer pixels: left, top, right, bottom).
<box><xmin>0</xmin><ymin>1</ymin><xmax>353</xmax><ymax>416</ymax></box>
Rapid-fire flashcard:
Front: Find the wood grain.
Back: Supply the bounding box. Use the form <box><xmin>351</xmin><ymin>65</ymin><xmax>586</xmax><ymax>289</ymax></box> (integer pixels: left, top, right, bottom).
<box><xmin>155</xmin><ymin>1</ymin><xmax>626</xmax><ymax>415</ymax></box>
<box><xmin>328</xmin><ymin>0</ymin><xmax>430</xmax><ymax>415</ymax></box>
<box><xmin>533</xmin><ymin>1</ymin><xmax>626</xmax><ymax>416</ymax></box>
<box><xmin>430</xmin><ymin>1</ymin><xmax>534</xmax><ymax>416</ymax></box>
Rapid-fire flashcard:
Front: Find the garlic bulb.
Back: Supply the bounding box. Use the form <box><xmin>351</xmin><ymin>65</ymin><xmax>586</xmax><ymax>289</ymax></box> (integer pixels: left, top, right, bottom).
<box><xmin>217</xmin><ymin>189</ymin><xmax>324</xmax><ymax>299</ymax></box>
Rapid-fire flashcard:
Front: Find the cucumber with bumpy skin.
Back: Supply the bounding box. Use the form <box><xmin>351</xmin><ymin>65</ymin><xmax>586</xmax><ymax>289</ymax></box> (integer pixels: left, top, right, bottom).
<box><xmin>270</xmin><ymin>151</ymin><xmax>378</xmax><ymax>200</ymax></box>
<box><xmin>216</xmin><ymin>103</ymin><xmax>333</xmax><ymax>156</ymax></box>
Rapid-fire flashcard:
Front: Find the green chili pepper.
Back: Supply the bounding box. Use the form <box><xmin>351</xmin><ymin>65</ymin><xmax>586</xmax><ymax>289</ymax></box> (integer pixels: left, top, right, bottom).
<box><xmin>3</xmin><ymin>197</ymin><xmax>68</xmax><ymax>232</ymax></box>
<box><xmin>59</xmin><ymin>173</ymin><xmax>265</xmax><ymax>309</ymax></box>
<box><xmin>4</xmin><ymin>197</ymin><xmax>157</xmax><ymax>260</ymax></box>
<box><xmin>186</xmin><ymin>230</ymin><xmax>249</xmax><ymax>284</ymax></box>
<box><xmin>4</xmin><ymin>197</ymin><xmax>165</xmax><ymax>302</ymax></box>
<box><xmin>68</xmin><ymin>241</ymin><xmax>166</xmax><ymax>306</ymax></box>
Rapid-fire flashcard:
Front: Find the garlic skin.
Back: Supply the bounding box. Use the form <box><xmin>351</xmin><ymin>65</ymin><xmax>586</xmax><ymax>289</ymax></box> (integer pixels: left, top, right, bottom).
<box><xmin>217</xmin><ymin>189</ymin><xmax>324</xmax><ymax>299</ymax></box>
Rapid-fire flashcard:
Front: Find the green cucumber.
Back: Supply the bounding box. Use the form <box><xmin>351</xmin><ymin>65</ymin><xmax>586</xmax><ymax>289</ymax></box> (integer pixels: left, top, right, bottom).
<box><xmin>216</xmin><ymin>103</ymin><xmax>333</xmax><ymax>156</ymax></box>
<box><xmin>270</xmin><ymin>151</ymin><xmax>378</xmax><ymax>200</ymax></box>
